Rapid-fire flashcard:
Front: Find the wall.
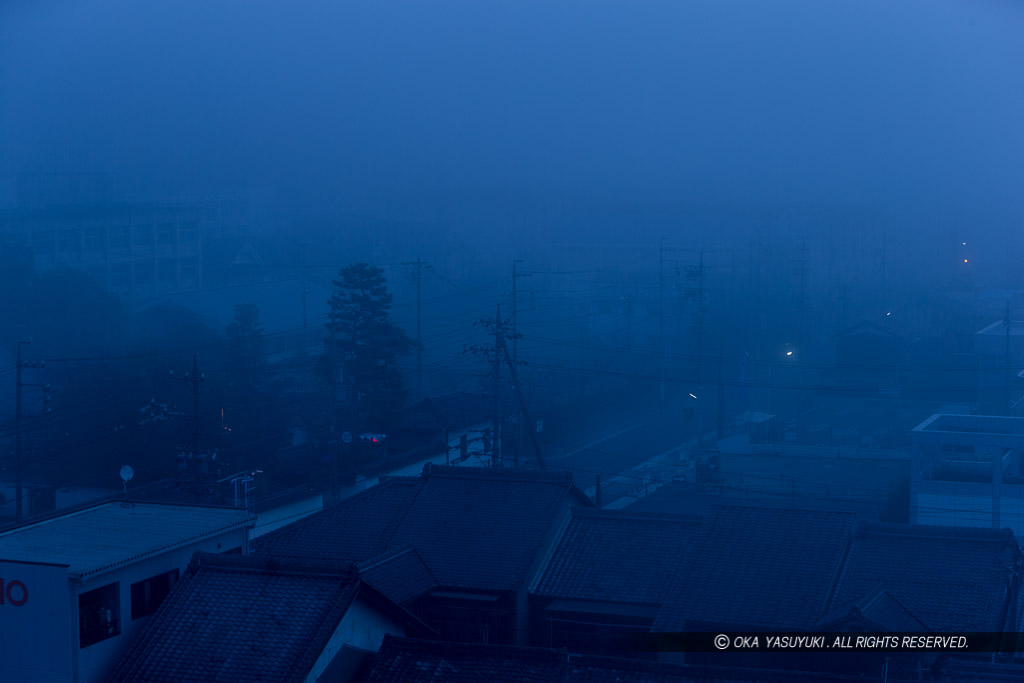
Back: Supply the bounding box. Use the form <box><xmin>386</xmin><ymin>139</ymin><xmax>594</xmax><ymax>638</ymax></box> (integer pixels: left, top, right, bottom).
<box><xmin>0</xmin><ymin>560</ymin><xmax>74</xmax><ymax>683</ymax></box>
<box><xmin>302</xmin><ymin>596</ymin><xmax>406</xmax><ymax>683</ymax></box>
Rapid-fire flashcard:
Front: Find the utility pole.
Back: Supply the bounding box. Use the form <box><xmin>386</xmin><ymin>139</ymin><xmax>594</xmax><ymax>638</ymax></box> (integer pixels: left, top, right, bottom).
<box><xmin>716</xmin><ymin>340</ymin><xmax>725</xmax><ymax>441</ymax></box>
<box><xmin>497</xmin><ymin>333</ymin><xmax>545</xmax><ymax>469</ymax></box>
<box><xmin>171</xmin><ymin>353</ymin><xmax>208</xmax><ymax>501</ymax></box>
<box><xmin>624</xmin><ymin>293</ymin><xmax>633</xmax><ymax>352</ymax></box>
<box><xmin>693</xmin><ymin>252</ymin><xmax>707</xmax><ymax>390</ymax></box>
<box><xmin>659</xmin><ymin>240</ymin><xmax>666</xmax><ymax>402</ymax></box>
<box><xmin>683</xmin><ymin>252</ymin><xmax>709</xmax><ymax>390</ymax></box>
<box><xmin>795</xmin><ymin>239</ymin><xmax>809</xmax><ymax>351</ymax></box>
<box><xmin>301</xmin><ymin>286</ymin><xmax>310</xmax><ymax>329</ymax></box>
<box><xmin>468</xmin><ymin>306</ymin><xmax>543</xmax><ymax>469</ymax></box>
<box><xmin>15</xmin><ymin>341</ymin><xmax>25</xmax><ymax>524</ymax></box>
<box><xmin>492</xmin><ymin>305</ymin><xmax>503</xmax><ymax>467</ymax></box>
<box><xmin>415</xmin><ymin>259</ymin><xmax>422</xmax><ymax>397</ymax></box>
<box><xmin>511</xmin><ymin>260</ymin><xmax>529</xmax><ymax>466</ymax></box>
<box><xmin>14</xmin><ymin>340</ymin><xmax>42</xmax><ymax>524</ymax></box>
<box><xmin>1006</xmin><ymin>302</ymin><xmax>1012</xmax><ymax>417</ymax></box>
<box><xmin>402</xmin><ymin>259</ymin><xmax>425</xmax><ymax>398</ymax></box>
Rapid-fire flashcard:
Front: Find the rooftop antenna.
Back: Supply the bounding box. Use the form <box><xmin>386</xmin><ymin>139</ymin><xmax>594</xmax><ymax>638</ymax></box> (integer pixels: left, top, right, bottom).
<box><xmin>120</xmin><ymin>465</ymin><xmax>134</xmax><ymax>506</ymax></box>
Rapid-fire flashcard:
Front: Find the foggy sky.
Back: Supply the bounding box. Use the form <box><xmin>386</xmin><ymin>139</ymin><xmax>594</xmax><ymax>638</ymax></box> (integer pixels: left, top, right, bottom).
<box><xmin>2</xmin><ymin>0</ymin><xmax>1022</xmax><ymax>237</ymax></box>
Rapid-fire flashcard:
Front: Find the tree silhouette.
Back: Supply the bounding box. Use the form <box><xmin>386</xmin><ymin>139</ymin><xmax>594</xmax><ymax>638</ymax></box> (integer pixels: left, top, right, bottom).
<box><xmin>326</xmin><ymin>263</ymin><xmax>414</xmax><ymax>431</ymax></box>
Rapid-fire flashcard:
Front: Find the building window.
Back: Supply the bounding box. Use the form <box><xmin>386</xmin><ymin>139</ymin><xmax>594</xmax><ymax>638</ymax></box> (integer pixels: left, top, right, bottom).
<box><xmin>130</xmin><ymin>569</ymin><xmax>178</xmax><ymax>620</ymax></box>
<box><xmin>79</xmin><ymin>582</ymin><xmax>120</xmax><ymax>648</ymax></box>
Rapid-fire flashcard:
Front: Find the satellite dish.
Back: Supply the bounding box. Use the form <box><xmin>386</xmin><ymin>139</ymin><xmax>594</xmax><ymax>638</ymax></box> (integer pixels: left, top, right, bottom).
<box><xmin>120</xmin><ymin>465</ymin><xmax>134</xmax><ymax>483</ymax></box>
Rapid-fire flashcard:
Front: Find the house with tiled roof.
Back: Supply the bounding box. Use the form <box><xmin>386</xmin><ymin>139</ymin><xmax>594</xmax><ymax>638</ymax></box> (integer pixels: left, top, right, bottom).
<box><xmin>827</xmin><ymin>523</ymin><xmax>1019</xmax><ymax>633</ymax></box>
<box><xmin>651</xmin><ymin>505</ymin><xmax>1022</xmax><ymax>678</ymax></box>
<box><xmin>815</xmin><ymin>589</ymin><xmax>929</xmax><ymax>633</ymax></box>
<box><xmin>111</xmin><ymin>553</ymin><xmax>434</xmax><ymax>683</ymax></box>
<box><xmin>653</xmin><ymin>506</ymin><xmax>858</xmax><ymax>633</ymax></box>
<box><xmin>259</xmin><ymin>464</ymin><xmax>593</xmax><ymax>645</ymax></box>
<box><xmin>529</xmin><ymin>507</ymin><xmax>701</xmax><ymax>653</ymax></box>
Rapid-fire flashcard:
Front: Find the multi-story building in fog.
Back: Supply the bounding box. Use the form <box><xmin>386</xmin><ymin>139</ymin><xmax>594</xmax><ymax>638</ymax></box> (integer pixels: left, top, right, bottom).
<box><xmin>0</xmin><ymin>174</ymin><xmax>254</xmax><ymax>305</ymax></box>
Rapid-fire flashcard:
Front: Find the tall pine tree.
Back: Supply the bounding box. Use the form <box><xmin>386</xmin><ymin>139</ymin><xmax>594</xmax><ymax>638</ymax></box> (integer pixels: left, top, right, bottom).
<box><xmin>326</xmin><ymin>263</ymin><xmax>414</xmax><ymax>431</ymax></box>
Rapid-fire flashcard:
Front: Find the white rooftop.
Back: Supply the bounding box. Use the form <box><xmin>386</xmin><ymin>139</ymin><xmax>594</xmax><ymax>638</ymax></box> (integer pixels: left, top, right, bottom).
<box><xmin>0</xmin><ymin>501</ymin><xmax>251</xmax><ymax>577</ymax></box>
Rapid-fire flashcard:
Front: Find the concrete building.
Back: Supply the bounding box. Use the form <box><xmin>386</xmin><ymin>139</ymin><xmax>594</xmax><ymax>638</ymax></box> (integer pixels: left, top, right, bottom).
<box><xmin>0</xmin><ymin>501</ymin><xmax>252</xmax><ymax>682</ymax></box>
<box><xmin>911</xmin><ymin>413</ymin><xmax>1024</xmax><ymax>535</ymax></box>
<box><xmin>975</xmin><ymin>319</ymin><xmax>1024</xmax><ymax>416</ymax></box>
<box><xmin>0</xmin><ymin>201</ymin><xmax>204</xmax><ymax>303</ymax></box>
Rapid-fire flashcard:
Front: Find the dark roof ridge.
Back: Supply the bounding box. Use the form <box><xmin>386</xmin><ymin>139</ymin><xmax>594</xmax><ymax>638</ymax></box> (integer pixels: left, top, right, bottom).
<box><xmin>857</xmin><ymin>521</ymin><xmax>1016</xmax><ymax>542</ymax></box>
<box><xmin>569</xmin><ymin>506</ymin><xmax>702</xmax><ymax>524</ymax></box>
<box><xmin>192</xmin><ymin>551</ymin><xmax>358</xmax><ymax>578</ymax></box>
<box><xmin>423</xmin><ymin>463</ymin><xmax>574</xmax><ymax>486</ymax></box>
<box><xmin>709</xmin><ymin>503</ymin><xmax>857</xmax><ymax>518</ymax></box>
<box><xmin>355</xmin><ymin>545</ymin><xmax>439</xmax><ymax>585</ymax></box>
<box><xmin>355</xmin><ymin>544</ymin><xmax>418</xmax><ymax>570</ymax></box>
<box><xmin>377</xmin><ymin>634</ymin><xmax>569</xmax><ymax>662</ymax></box>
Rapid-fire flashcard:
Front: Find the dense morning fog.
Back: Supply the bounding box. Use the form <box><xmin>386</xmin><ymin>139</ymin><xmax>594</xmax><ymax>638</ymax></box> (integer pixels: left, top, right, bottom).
<box><xmin>2</xmin><ymin>1</ymin><xmax>1024</xmax><ymax>681</ymax></box>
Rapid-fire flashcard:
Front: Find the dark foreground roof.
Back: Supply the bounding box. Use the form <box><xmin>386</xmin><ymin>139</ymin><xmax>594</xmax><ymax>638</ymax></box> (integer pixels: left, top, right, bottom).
<box><xmin>359</xmin><ymin>635</ymin><xmax>567</xmax><ymax>683</ymax></box>
<box><xmin>532</xmin><ymin>507</ymin><xmax>701</xmax><ymax>605</ymax></box>
<box><xmin>654</xmin><ymin>506</ymin><xmax>857</xmax><ymax>631</ymax></box>
<box><xmin>261</xmin><ymin>465</ymin><xmax>587</xmax><ymax>592</ymax></box>
<box><xmin>359</xmin><ymin>636</ymin><xmax>894</xmax><ymax>683</ymax></box>
<box><xmin>828</xmin><ymin>523</ymin><xmax>1019</xmax><ymax>632</ymax></box>
<box><xmin>112</xmin><ymin>553</ymin><xmax>429</xmax><ymax>683</ymax></box>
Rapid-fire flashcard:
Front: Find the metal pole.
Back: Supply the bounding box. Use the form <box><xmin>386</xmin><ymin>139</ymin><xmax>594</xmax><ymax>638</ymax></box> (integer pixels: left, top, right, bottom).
<box><xmin>15</xmin><ymin>341</ymin><xmax>29</xmax><ymax>523</ymax></box>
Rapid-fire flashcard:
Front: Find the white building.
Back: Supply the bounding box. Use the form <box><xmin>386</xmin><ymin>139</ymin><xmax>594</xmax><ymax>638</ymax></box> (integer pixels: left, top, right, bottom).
<box><xmin>911</xmin><ymin>413</ymin><xmax>1024</xmax><ymax>536</ymax></box>
<box><xmin>0</xmin><ymin>501</ymin><xmax>252</xmax><ymax>683</ymax></box>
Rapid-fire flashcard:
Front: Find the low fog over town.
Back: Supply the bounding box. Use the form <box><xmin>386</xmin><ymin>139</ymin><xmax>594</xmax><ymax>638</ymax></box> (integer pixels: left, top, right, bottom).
<box><xmin>2</xmin><ymin>1</ymin><xmax>1024</xmax><ymax>681</ymax></box>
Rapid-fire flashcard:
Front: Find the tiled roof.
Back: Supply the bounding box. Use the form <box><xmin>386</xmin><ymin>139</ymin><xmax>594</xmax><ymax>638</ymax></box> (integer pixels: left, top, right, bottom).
<box><xmin>828</xmin><ymin>523</ymin><xmax>1018</xmax><ymax>632</ymax></box>
<box><xmin>359</xmin><ymin>635</ymin><xmax>567</xmax><ymax>683</ymax></box>
<box><xmin>816</xmin><ymin>589</ymin><xmax>929</xmax><ymax>632</ymax></box>
<box><xmin>260</xmin><ymin>477</ymin><xmax>421</xmax><ymax>562</ymax></box>
<box><xmin>565</xmin><ymin>655</ymin><xmax>870</xmax><ymax>683</ymax></box>
<box><xmin>532</xmin><ymin>508</ymin><xmax>701</xmax><ymax>605</ymax></box>
<box><xmin>0</xmin><ymin>501</ymin><xmax>250</xmax><ymax>577</ymax></box>
<box><xmin>111</xmin><ymin>553</ymin><xmax>361</xmax><ymax>683</ymax></box>
<box><xmin>261</xmin><ymin>465</ymin><xmax>583</xmax><ymax>592</ymax></box>
<box><xmin>358</xmin><ymin>546</ymin><xmax>439</xmax><ymax>605</ymax></box>
<box><xmin>654</xmin><ymin>506</ymin><xmax>857</xmax><ymax>631</ymax></box>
